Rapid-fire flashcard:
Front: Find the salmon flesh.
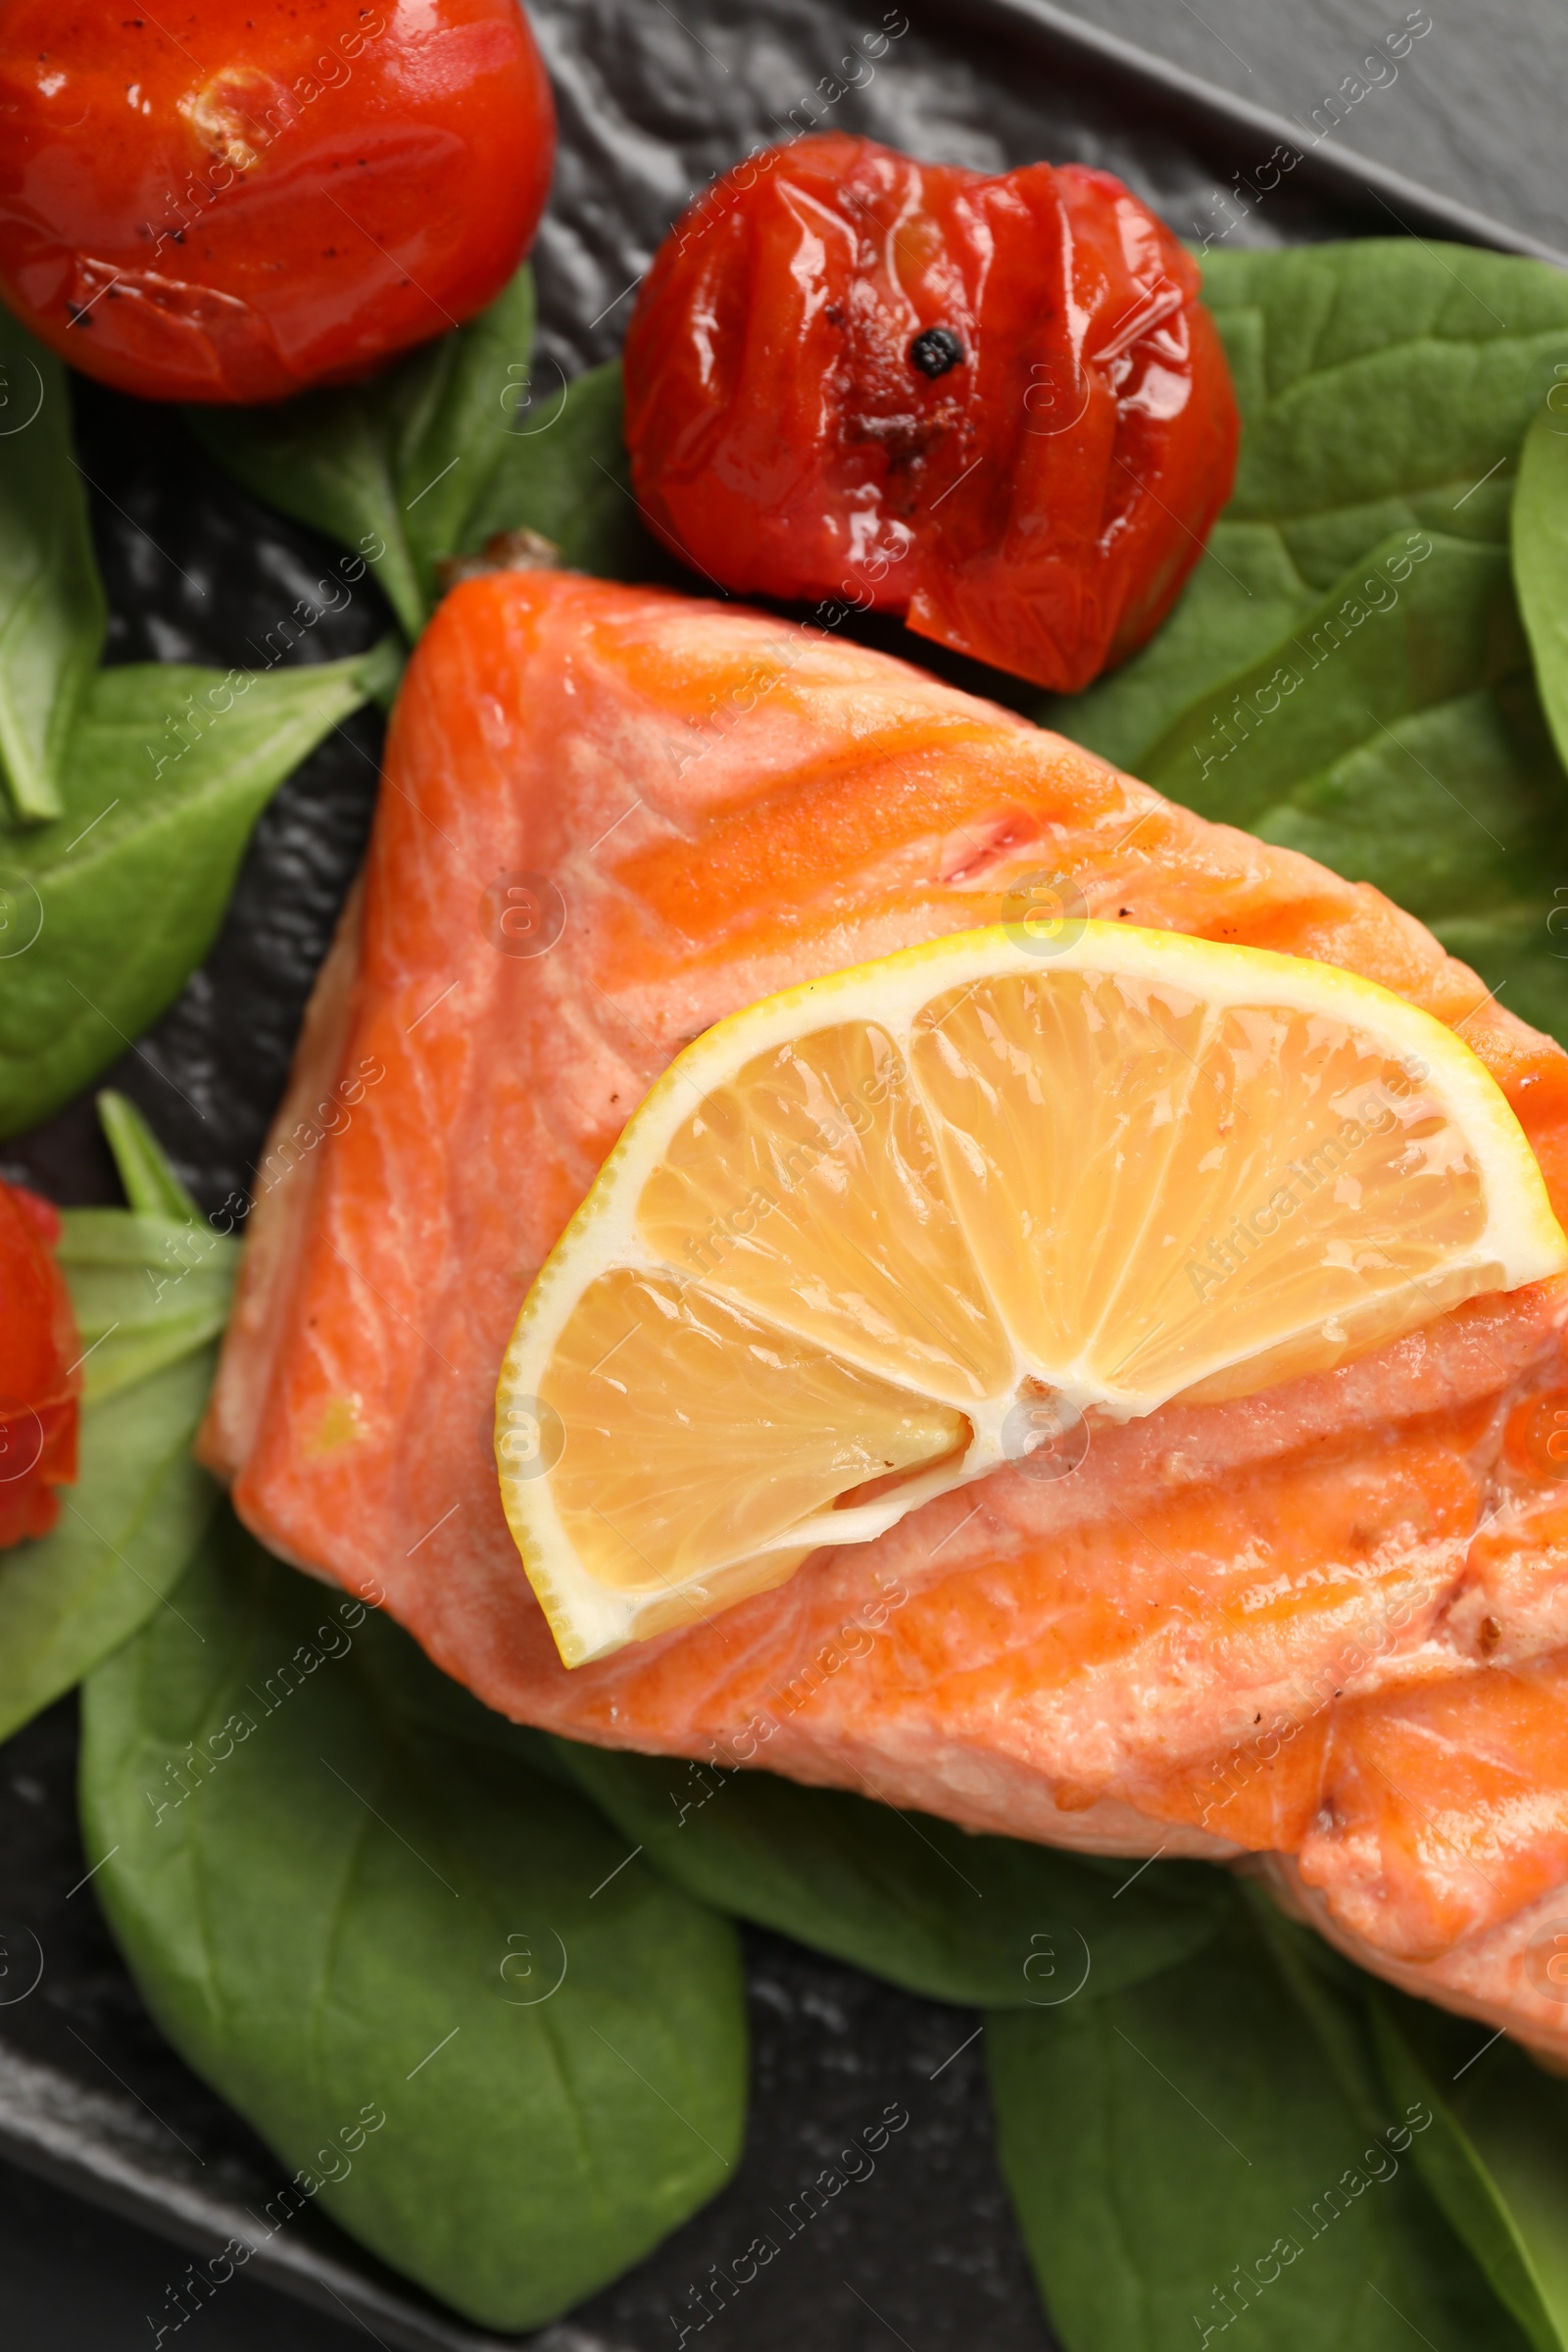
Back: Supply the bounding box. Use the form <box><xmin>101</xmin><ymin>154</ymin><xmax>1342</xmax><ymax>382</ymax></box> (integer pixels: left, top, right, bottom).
<box><xmin>202</xmin><ymin>571</ymin><xmax>1568</xmax><ymax>2058</ymax></box>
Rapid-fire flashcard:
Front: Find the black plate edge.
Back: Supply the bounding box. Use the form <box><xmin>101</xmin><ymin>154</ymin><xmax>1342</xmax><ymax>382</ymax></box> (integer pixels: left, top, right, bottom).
<box><xmin>0</xmin><ymin>2044</ymin><xmax>553</xmax><ymax>2351</ymax></box>
<box><xmin>926</xmin><ymin>0</ymin><xmax>1568</xmax><ymax>267</ymax></box>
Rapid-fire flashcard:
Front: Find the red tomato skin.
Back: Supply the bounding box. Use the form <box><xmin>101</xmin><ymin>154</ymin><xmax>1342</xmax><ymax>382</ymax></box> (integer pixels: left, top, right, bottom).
<box><xmin>0</xmin><ymin>1180</ymin><xmax>81</xmax><ymax>1548</ymax></box>
<box><xmin>0</xmin><ymin>1</ymin><xmax>555</xmax><ymax>404</ymax></box>
<box><xmin>623</xmin><ymin>135</ymin><xmax>1241</xmax><ymax>694</ymax></box>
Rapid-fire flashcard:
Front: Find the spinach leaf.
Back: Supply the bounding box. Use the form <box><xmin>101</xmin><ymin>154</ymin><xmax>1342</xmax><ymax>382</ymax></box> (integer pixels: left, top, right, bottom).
<box><xmin>0</xmin><ymin>309</ymin><xmax>105</xmax><ymax>825</ymax></box>
<box><xmin>988</xmin><ymin>1886</ymin><xmax>1527</xmax><ymax>2352</ymax></box>
<box><xmin>555</xmin><ymin>1740</ymin><xmax>1223</xmax><ymax>2010</ymax></box>
<box><xmin>1137</xmin><ymin>533</ymin><xmax>1521</xmax><ymax>826</ymax></box>
<box><xmin>1371</xmin><ymin>1989</ymin><xmax>1568</xmax><ymax>2352</ymax></box>
<box><xmin>1513</xmin><ymin>405</ymin><xmax>1568</xmax><ymax>775</ymax></box>
<box><xmin>79</xmin><ymin>1513</ymin><xmax>747</xmax><ymax>2331</ymax></box>
<box><xmin>0</xmin><ymin>640</ymin><xmax>394</xmax><ymax>1137</ymax></box>
<box><xmin>1123</xmin><ymin>531</ymin><xmax>1568</xmax><ymax>1044</ymax></box>
<box><xmin>1206</xmin><ymin>243</ymin><xmax>1568</xmax><ymax>563</ymax></box>
<box><xmin>0</xmin><ymin>1096</ymin><xmax>234</xmax><ymax>1741</ymax></box>
<box><xmin>188</xmin><ymin>269</ymin><xmax>529</xmax><ymax>636</ymax></box>
<box><xmin>193</xmin><ymin>272</ymin><xmax>656</xmax><ymax>632</ymax></box>
<box><xmin>0</xmin><ymin>1353</ymin><xmax>220</xmax><ymax>1745</ymax></box>
<box><xmin>1049</xmin><ymin>519</ymin><xmax>1318</xmax><ymax>780</ymax></box>
<box><xmin>1054</xmin><ymin>244</ymin><xmax>1568</xmax><ymax>757</ymax></box>
<box><xmin>1048</xmin><ymin>241</ymin><xmax>1568</xmax><ymax>1045</ymax></box>
<box><xmin>461</xmin><ymin>359</ymin><xmax>657</xmax><ymax>582</ymax></box>
<box><xmin>1130</xmin><ymin>531</ymin><xmax>1568</xmax><ymax>1042</ymax></box>
<box><xmin>96</xmin><ymin>1085</ymin><xmax>202</xmax><ymax>1222</ymax></box>
<box><xmin>60</xmin><ymin>1200</ymin><xmax>231</xmax><ymax>1403</ymax></box>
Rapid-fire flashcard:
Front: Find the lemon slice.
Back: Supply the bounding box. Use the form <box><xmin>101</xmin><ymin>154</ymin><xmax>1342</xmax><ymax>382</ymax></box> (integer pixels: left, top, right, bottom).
<box><xmin>497</xmin><ymin>923</ymin><xmax>1568</xmax><ymax>1664</ymax></box>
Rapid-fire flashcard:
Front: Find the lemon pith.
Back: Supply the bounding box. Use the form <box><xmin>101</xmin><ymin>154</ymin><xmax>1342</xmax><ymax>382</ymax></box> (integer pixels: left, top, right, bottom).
<box><xmin>497</xmin><ymin>923</ymin><xmax>1568</xmax><ymax>1665</ymax></box>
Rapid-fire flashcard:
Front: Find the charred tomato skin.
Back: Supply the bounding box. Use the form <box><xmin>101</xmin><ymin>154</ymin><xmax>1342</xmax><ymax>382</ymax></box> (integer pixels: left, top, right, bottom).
<box><xmin>623</xmin><ymin>133</ymin><xmax>1240</xmax><ymax>695</ymax></box>
<box><xmin>0</xmin><ymin>0</ymin><xmax>556</xmax><ymax>404</ymax></box>
<box><xmin>0</xmin><ymin>1180</ymin><xmax>80</xmax><ymax>1549</ymax></box>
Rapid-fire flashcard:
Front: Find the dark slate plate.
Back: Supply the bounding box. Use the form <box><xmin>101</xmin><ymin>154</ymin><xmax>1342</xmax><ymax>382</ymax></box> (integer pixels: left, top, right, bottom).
<box><xmin>0</xmin><ymin>4</ymin><xmax>1542</xmax><ymax>2345</ymax></box>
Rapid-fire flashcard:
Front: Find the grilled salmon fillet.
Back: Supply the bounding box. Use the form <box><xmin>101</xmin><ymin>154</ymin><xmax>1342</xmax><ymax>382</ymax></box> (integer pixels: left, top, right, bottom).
<box><xmin>202</xmin><ymin>569</ymin><xmax>1568</xmax><ymax>2057</ymax></box>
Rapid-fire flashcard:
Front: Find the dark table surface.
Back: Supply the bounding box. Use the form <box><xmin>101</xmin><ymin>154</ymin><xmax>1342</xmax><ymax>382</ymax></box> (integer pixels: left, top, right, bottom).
<box><xmin>5</xmin><ymin>1</ymin><xmax>1562</xmax><ymax>2344</ymax></box>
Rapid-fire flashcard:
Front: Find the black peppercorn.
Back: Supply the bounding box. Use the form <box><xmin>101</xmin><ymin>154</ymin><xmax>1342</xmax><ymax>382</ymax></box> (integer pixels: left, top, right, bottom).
<box><xmin>908</xmin><ymin>325</ymin><xmax>964</xmax><ymax>378</ymax></box>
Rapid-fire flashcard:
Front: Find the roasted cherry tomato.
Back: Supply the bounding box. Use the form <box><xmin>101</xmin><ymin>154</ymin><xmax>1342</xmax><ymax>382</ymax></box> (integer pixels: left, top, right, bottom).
<box><xmin>0</xmin><ymin>1179</ymin><xmax>80</xmax><ymax>1549</ymax></box>
<box><xmin>0</xmin><ymin>1</ymin><xmax>555</xmax><ymax>404</ymax></box>
<box><xmin>624</xmin><ymin>133</ymin><xmax>1240</xmax><ymax>694</ymax></box>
